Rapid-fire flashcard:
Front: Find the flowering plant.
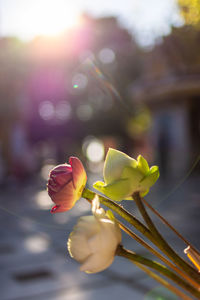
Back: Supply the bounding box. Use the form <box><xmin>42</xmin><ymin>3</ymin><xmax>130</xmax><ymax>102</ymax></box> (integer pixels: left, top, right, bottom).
<box><xmin>47</xmin><ymin>149</ymin><xmax>200</xmax><ymax>300</ymax></box>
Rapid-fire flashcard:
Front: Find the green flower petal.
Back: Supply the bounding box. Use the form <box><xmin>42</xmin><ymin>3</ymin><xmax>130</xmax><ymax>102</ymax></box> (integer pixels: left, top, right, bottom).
<box><xmin>137</xmin><ymin>155</ymin><xmax>150</xmax><ymax>174</ymax></box>
<box><xmin>93</xmin><ymin>181</ymin><xmax>105</xmax><ymax>192</ymax></box>
<box><xmin>122</xmin><ymin>166</ymin><xmax>144</xmax><ymax>187</ymax></box>
<box><xmin>103</xmin><ymin>148</ymin><xmax>137</xmax><ymax>185</ymax></box>
<box><xmin>140</xmin><ymin>188</ymin><xmax>149</xmax><ymax>197</ymax></box>
<box><xmin>140</xmin><ymin>166</ymin><xmax>160</xmax><ymax>189</ymax></box>
<box><xmin>93</xmin><ymin>178</ymin><xmax>132</xmax><ymax>201</ymax></box>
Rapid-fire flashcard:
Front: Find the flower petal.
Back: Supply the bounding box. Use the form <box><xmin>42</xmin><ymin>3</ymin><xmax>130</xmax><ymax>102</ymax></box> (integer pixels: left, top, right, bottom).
<box><xmin>122</xmin><ymin>166</ymin><xmax>144</xmax><ymax>183</ymax></box>
<box><xmin>140</xmin><ymin>166</ymin><xmax>160</xmax><ymax>189</ymax></box>
<box><xmin>69</xmin><ymin>157</ymin><xmax>87</xmax><ymax>190</ymax></box>
<box><xmin>80</xmin><ymin>252</ymin><xmax>114</xmax><ymax>273</ymax></box>
<box><xmin>137</xmin><ymin>155</ymin><xmax>149</xmax><ymax>174</ymax></box>
<box><xmin>52</xmin><ymin>171</ymin><xmax>72</xmax><ymax>186</ymax></box>
<box><xmin>103</xmin><ymin>148</ymin><xmax>137</xmax><ymax>185</ymax></box>
<box><xmin>47</xmin><ymin>164</ymin><xmax>72</xmax><ymax>195</ymax></box>
<box><xmin>50</xmin><ymin>205</ymin><xmax>70</xmax><ymax>213</ymax></box>
<box><xmin>93</xmin><ymin>179</ymin><xmax>132</xmax><ymax>201</ymax></box>
<box><xmin>50</xmin><ymin>164</ymin><xmax>72</xmax><ymax>185</ymax></box>
<box><xmin>50</xmin><ymin>180</ymin><xmax>75</xmax><ymax>206</ymax></box>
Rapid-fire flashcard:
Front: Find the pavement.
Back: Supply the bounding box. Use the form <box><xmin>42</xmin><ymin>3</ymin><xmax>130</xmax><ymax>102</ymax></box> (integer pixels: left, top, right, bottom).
<box><xmin>0</xmin><ymin>173</ymin><xmax>199</xmax><ymax>300</ymax></box>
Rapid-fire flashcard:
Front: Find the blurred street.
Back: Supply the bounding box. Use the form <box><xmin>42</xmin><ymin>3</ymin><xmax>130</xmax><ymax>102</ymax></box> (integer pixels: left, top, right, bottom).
<box><xmin>0</xmin><ymin>173</ymin><xmax>199</xmax><ymax>300</ymax></box>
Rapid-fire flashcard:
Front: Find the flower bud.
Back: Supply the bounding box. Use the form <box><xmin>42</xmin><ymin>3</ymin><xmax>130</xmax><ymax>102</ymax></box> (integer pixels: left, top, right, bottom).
<box><xmin>67</xmin><ymin>196</ymin><xmax>121</xmax><ymax>273</ymax></box>
<box><xmin>47</xmin><ymin>157</ymin><xmax>87</xmax><ymax>213</ymax></box>
<box><xmin>93</xmin><ymin>148</ymin><xmax>159</xmax><ymax>201</ymax></box>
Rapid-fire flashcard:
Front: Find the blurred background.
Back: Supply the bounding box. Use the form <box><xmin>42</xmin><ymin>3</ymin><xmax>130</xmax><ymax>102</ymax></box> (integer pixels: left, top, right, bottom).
<box><xmin>0</xmin><ymin>1</ymin><xmax>200</xmax><ymax>299</ymax></box>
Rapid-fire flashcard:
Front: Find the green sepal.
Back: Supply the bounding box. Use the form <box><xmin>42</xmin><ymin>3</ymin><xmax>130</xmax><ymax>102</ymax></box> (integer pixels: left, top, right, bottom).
<box><xmin>140</xmin><ymin>166</ymin><xmax>160</xmax><ymax>189</ymax></box>
<box><xmin>93</xmin><ymin>178</ymin><xmax>132</xmax><ymax>201</ymax></box>
<box><xmin>140</xmin><ymin>188</ymin><xmax>149</xmax><ymax>197</ymax></box>
<box><xmin>137</xmin><ymin>155</ymin><xmax>149</xmax><ymax>174</ymax></box>
<box><xmin>106</xmin><ymin>210</ymin><xmax>115</xmax><ymax>222</ymax></box>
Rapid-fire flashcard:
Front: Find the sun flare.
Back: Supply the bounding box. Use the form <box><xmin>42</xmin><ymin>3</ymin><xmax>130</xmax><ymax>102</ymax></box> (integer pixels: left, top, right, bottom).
<box><xmin>14</xmin><ymin>0</ymin><xmax>79</xmax><ymax>40</ymax></box>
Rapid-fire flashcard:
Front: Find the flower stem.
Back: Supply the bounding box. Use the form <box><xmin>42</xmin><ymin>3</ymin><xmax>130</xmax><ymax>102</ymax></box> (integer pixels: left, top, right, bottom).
<box><xmin>142</xmin><ymin>197</ymin><xmax>200</xmax><ymax>255</ymax></box>
<box><xmin>82</xmin><ymin>188</ymin><xmax>200</xmax><ymax>283</ymax></box>
<box><xmin>132</xmin><ymin>262</ymin><xmax>193</xmax><ymax>300</ymax></box>
<box><xmin>82</xmin><ymin>188</ymin><xmax>153</xmax><ymax>240</ymax></box>
<box><xmin>132</xmin><ymin>192</ymin><xmax>200</xmax><ymax>283</ymax></box>
<box><xmin>117</xmin><ymin>245</ymin><xmax>200</xmax><ymax>299</ymax></box>
<box><xmin>117</xmin><ymin>220</ymin><xmax>200</xmax><ymax>290</ymax></box>
<box><xmin>85</xmin><ymin>192</ymin><xmax>199</xmax><ymax>289</ymax></box>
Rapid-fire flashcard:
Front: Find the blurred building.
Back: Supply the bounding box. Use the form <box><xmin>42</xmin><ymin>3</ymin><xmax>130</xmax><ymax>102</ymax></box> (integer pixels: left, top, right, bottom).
<box><xmin>130</xmin><ymin>25</ymin><xmax>200</xmax><ymax>177</ymax></box>
<box><xmin>0</xmin><ymin>15</ymin><xmax>140</xmax><ymax>180</ymax></box>
<box><xmin>24</xmin><ymin>15</ymin><xmax>140</xmax><ymax>160</ymax></box>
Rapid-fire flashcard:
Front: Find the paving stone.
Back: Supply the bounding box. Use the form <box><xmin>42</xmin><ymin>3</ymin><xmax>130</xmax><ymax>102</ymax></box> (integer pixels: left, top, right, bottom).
<box><xmin>0</xmin><ymin>176</ymin><xmax>199</xmax><ymax>300</ymax></box>
<box><xmin>35</xmin><ymin>279</ymin><xmax>155</xmax><ymax>300</ymax></box>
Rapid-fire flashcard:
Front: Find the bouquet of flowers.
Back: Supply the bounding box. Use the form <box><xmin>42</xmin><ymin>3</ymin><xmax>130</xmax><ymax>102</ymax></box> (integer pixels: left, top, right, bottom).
<box><xmin>47</xmin><ymin>148</ymin><xmax>200</xmax><ymax>299</ymax></box>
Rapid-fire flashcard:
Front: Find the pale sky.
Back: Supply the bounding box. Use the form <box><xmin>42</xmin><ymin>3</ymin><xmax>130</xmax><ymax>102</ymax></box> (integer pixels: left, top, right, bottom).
<box><xmin>0</xmin><ymin>0</ymin><xmax>183</xmax><ymax>46</ymax></box>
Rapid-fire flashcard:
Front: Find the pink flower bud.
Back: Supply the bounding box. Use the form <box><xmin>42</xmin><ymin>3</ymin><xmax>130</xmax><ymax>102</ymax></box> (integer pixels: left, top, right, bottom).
<box><xmin>47</xmin><ymin>157</ymin><xmax>87</xmax><ymax>213</ymax></box>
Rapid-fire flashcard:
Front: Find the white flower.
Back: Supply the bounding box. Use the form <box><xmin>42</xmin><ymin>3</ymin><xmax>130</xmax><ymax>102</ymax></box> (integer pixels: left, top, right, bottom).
<box><xmin>67</xmin><ymin>196</ymin><xmax>121</xmax><ymax>273</ymax></box>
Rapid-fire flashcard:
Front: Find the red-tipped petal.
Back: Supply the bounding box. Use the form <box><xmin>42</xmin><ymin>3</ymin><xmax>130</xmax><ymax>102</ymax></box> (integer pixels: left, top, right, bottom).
<box><xmin>50</xmin><ymin>205</ymin><xmax>72</xmax><ymax>213</ymax></box>
<box><xmin>51</xmin><ymin>205</ymin><xmax>60</xmax><ymax>213</ymax></box>
<box><xmin>69</xmin><ymin>157</ymin><xmax>87</xmax><ymax>189</ymax></box>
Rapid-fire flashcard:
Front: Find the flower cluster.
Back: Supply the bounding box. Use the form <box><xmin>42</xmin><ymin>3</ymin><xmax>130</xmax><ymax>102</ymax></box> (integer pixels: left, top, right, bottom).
<box><xmin>46</xmin><ymin>149</ymin><xmax>200</xmax><ymax>299</ymax></box>
<box><xmin>47</xmin><ymin>149</ymin><xmax>159</xmax><ymax>273</ymax></box>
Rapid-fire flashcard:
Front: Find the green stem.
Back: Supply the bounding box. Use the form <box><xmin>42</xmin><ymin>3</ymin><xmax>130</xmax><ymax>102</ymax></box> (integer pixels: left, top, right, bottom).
<box><xmin>142</xmin><ymin>197</ymin><xmax>200</xmax><ymax>255</ymax></box>
<box><xmin>134</xmin><ymin>262</ymin><xmax>193</xmax><ymax>300</ymax></box>
<box><xmin>117</xmin><ymin>245</ymin><xmax>200</xmax><ymax>299</ymax></box>
<box><xmin>82</xmin><ymin>188</ymin><xmax>200</xmax><ymax>283</ymax></box>
<box><xmin>132</xmin><ymin>192</ymin><xmax>200</xmax><ymax>283</ymax></box>
<box><xmin>85</xmin><ymin>191</ymin><xmax>200</xmax><ymax>289</ymax></box>
<box><xmin>117</xmin><ymin>220</ymin><xmax>200</xmax><ymax>290</ymax></box>
<box><xmin>82</xmin><ymin>188</ymin><xmax>153</xmax><ymax>240</ymax></box>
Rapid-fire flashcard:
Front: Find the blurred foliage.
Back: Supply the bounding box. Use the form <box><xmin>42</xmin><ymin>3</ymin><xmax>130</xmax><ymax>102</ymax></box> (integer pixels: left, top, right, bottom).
<box><xmin>178</xmin><ymin>0</ymin><xmax>200</xmax><ymax>26</ymax></box>
<box><xmin>126</xmin><ymin>107</ymin><xmax>152</xmax><ymax>138</ymax></box>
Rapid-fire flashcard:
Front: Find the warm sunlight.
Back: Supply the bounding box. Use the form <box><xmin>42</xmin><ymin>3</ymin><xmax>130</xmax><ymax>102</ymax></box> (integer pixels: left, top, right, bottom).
<box><xmin>12</xmin><ymin>0</ymin><xmax>79</xmax><ymax>40</ymax></box>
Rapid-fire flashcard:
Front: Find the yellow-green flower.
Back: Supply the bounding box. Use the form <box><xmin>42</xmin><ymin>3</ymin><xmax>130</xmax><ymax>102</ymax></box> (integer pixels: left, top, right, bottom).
<box><xmin>93</xmin><ymin>148</ymin><xmax>159</xmax><ymax>201</ymax></box>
